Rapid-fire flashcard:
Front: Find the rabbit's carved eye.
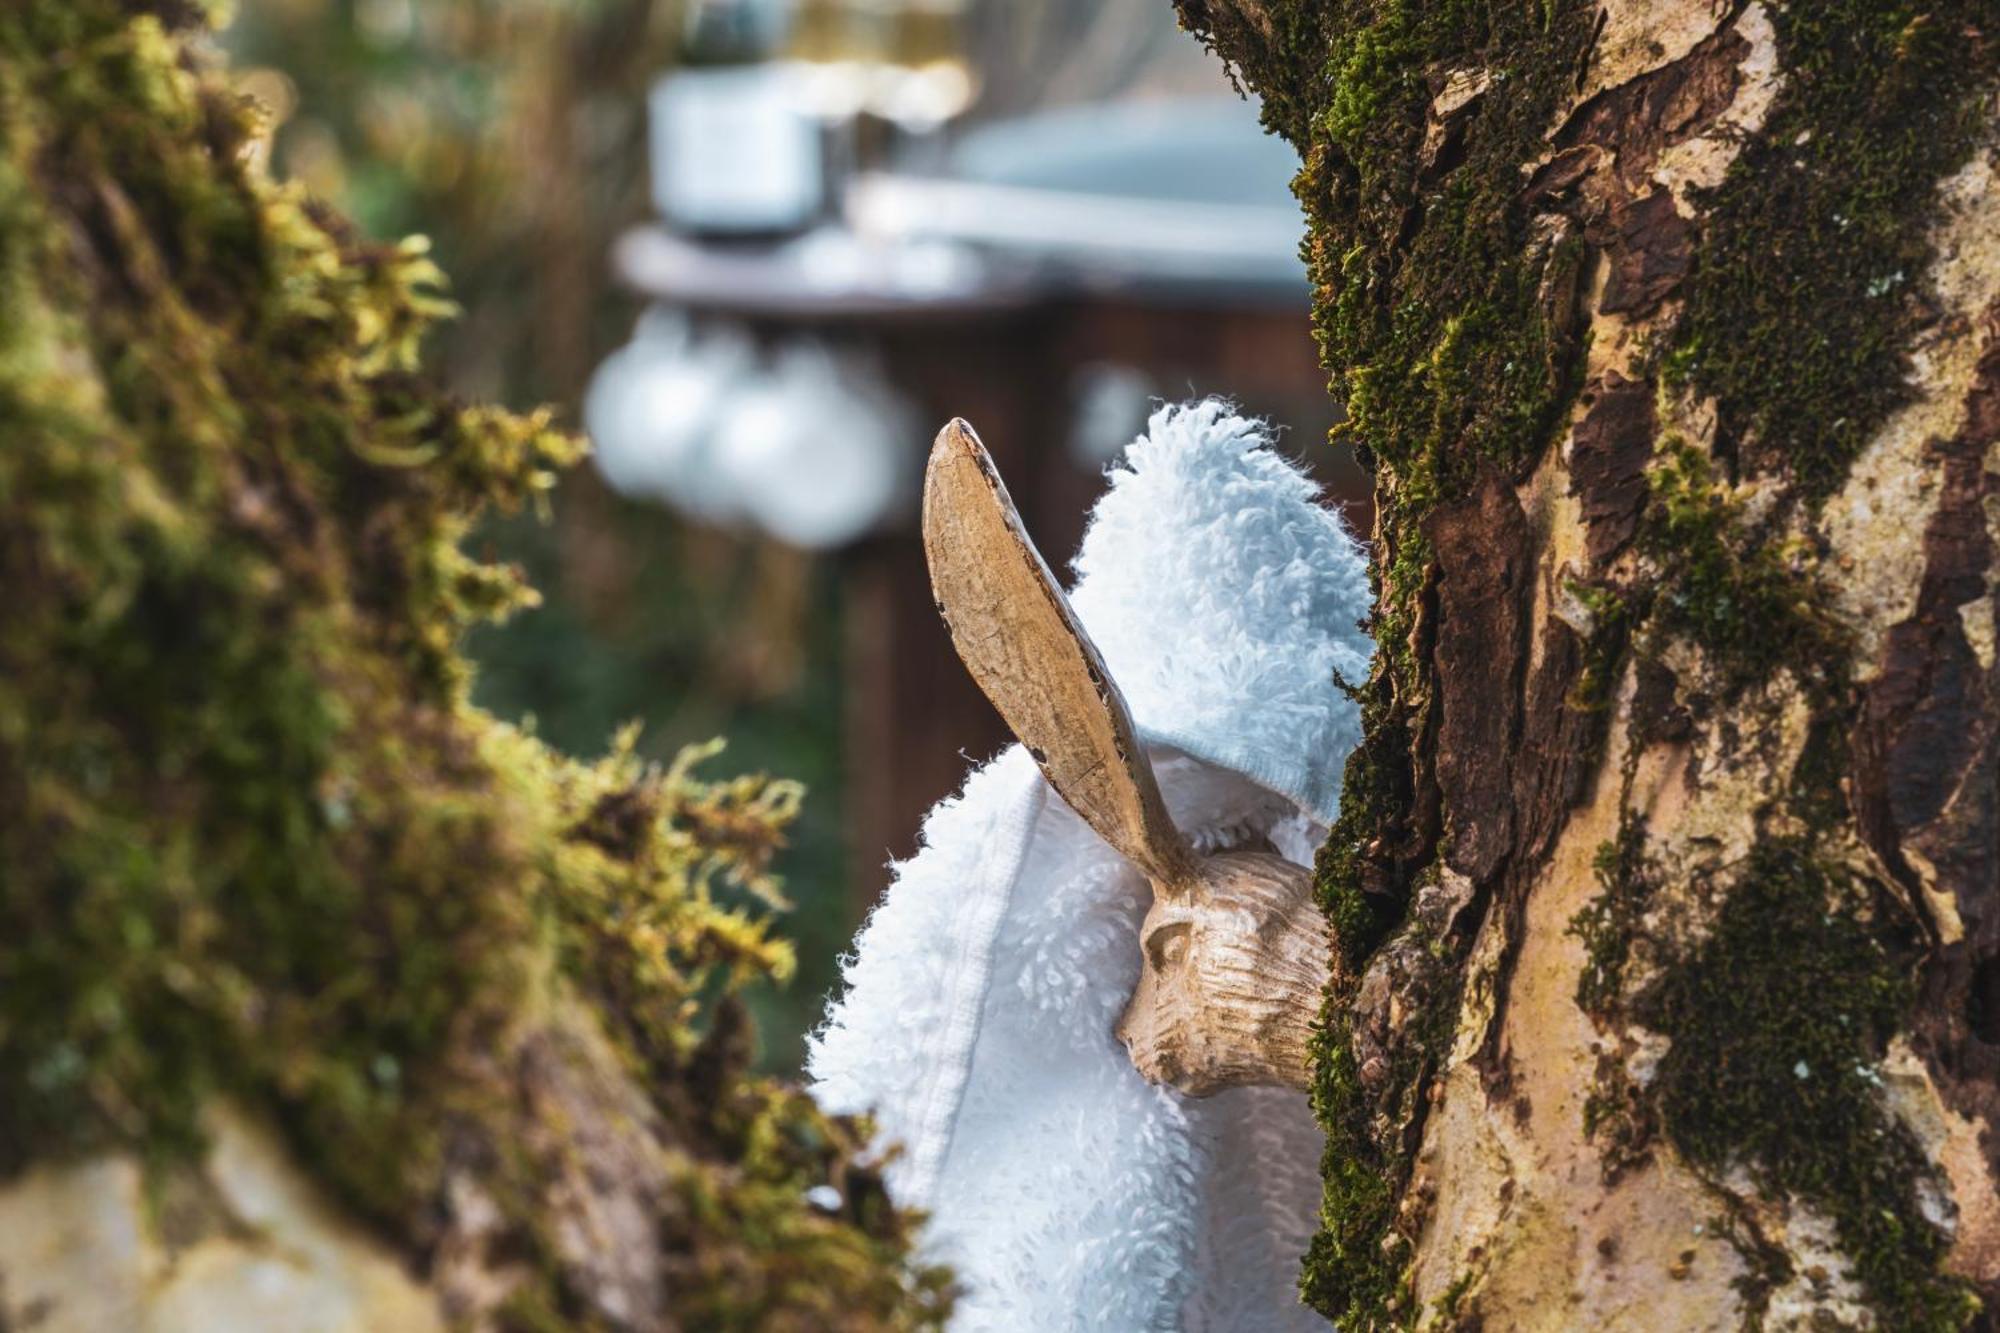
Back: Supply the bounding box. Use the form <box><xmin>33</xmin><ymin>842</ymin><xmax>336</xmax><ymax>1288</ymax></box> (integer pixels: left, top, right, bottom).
<box><xmin>1147</xmin><ymin>920</ymin><xmax>1192</xmax><ymax>970</ymax></box>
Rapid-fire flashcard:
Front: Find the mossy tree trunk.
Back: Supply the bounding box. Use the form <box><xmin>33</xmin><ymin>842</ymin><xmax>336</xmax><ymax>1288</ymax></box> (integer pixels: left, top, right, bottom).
<box><xmin>1177</xmin><ymin>2</ymin><xmax>2000</xmax><ymax>1328</ymax></box>
<box><xmin>0</xmin><ymin>6</ymin><xmax>946</xmax><ymax>1330</ymax></box>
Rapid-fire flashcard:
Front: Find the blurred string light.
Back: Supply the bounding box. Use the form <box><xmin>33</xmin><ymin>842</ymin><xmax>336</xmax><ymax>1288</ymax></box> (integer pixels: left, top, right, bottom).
<box><xmin>597</xmin><ymin>0</ymin><xmax>1285</xmax><ymax>553</ymax></box>
<box><xmin>354</xmin><ymin>0</ymin><xmax>416</xmax><ymax>47</ymax></box>
<box><xmin>675</xmin><ymin>0</ymin><xmax>977</xmax><ymax>128</ymax></box>
<box><xmin>655</xmin><ymin>0</ymin><xmax>977</xmax><ymax>235</ymax></box>
<box><xmin>777</xmin><ymin>0</ymin><xmax>978</xmax><ymax>127</ymax></box>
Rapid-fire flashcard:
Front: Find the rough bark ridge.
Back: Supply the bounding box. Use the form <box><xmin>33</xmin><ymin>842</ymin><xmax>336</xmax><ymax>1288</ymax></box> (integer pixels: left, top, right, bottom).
<box><xmin>0</xmin><ymin>6</ymin><xmax>947</xmax><ymax>1329</ymax></box>
<box><xmin>1177</xmin><ymin>1</ymin><xmax>2000</xmax><ymax>1327</ymax></box>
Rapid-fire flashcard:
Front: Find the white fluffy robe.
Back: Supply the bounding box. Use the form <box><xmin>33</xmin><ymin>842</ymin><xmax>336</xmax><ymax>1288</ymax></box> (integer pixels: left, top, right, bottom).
<box><xmin>809</xmin><ymin>403</ymin><xmax>1373</xmax><ymax>1331</ymax></box>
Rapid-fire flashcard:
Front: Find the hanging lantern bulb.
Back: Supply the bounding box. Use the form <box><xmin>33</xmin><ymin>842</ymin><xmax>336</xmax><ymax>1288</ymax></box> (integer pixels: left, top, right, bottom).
<box><xmin>583</xmin><ymin>309</ymin><xmax>753</xmax><ymax>522</ymax></box>
<box><xmin>707</xmin><ymin>341</ymin><xmax>913</xmax><ymax>550</ymax></box>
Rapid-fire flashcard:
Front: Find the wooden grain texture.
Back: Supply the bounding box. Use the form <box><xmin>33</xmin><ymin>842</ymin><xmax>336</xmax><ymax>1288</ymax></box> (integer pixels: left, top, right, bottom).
<box><xmin>923</xmin><ymin>418</ymin><xmax>1197</xmax><ymax>891</ymax></box>
<box><xmin>1117</xmin><ymin>850</ymin><xmax>1327</xmax><ymax>1095</ymax></box>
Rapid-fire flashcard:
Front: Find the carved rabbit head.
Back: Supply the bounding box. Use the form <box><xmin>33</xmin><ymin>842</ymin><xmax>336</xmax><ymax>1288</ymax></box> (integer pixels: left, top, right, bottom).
<box><xmin>922</xmin><ymin>419</ymin><xmax>1330</xmax><ymax>1096</ymax></box>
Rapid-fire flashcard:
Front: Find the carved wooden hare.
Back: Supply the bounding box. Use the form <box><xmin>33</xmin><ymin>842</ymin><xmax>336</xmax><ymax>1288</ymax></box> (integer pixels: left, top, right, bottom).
<box><xmin>923</xmin><ymin>418</ymin><xmax>1330</xmax><ymax>1096</ymax></box>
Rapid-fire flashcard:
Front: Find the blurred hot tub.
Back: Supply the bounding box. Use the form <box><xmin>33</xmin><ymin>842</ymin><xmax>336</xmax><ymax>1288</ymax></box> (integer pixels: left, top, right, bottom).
<box><xmin>848</xmin><ymin>96</ymin><xmax>1308</xmax><ymax>300</ymax></box>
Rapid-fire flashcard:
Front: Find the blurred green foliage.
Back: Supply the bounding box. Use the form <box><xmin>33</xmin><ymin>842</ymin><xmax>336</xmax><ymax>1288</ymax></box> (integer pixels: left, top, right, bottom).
<box><xmin>226</xmin><ymin>0</ymin><xmax>855</xmax><ymax>1070</ymax></box>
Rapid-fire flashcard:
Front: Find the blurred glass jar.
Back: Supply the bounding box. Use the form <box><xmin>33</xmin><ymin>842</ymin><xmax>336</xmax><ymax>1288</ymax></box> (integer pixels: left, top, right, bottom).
<box><xmin>653</xmin><ymin>0</ymin><xmax>824</xmax><ymax>235</ymax></box>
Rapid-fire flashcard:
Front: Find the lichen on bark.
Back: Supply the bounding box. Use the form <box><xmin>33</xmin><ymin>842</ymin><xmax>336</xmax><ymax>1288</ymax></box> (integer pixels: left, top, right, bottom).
<box><xmin>1573</xmin><ymin>823</ymin><xmax>1973</xmax><ymax>1327</ymax></box>
<box><xmin>1670</xmin><ymin>0</ymin><xmax>2000</xmax><ymax>499</ymax></box>
<box><xmin>0</xmin><ymin>4</ymin><xmax>948</xmax><ymax>1327</ymax></box>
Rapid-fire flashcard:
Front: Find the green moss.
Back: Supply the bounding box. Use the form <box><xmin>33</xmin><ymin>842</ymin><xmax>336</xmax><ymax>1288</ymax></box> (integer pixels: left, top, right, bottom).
<box><xmin>1715</xmin><ymin>1202</ymin><xmax>1798</xmax><ymax>1330</ymax></box>
<box><xmin>1655</xmin><ymin>844</ymin><xmax>1974</xmax><ymax>1327</ymax></box>
<box><xmin>1567</xmin><ymin>418</ymin><xmax>1974</xmax><ymax>1329</ymax></box>
<box><xmin>1568</xmin><ymin>823</ymin><xmax>1662</xmax><ymax>1182</ymax></box>
<box><xmin>1572</xmin><ymin>687</ymin><xmax>1971</xmax><ymax>1323</ymax></box>
<box><xmin>1301</xmin><ymin>896</ymin><xmax>1464</xmax><ymax>1327</ymax></box>
<box><xmin>1570</xmin><ymin>582</ymin><xmax>1639</xmax><ymax>714</ymax></box>
<box><xmin>1571</xmin><ymin>824</ymin><xmax>1649</xmax><ymax>1019</ymax></box>
<box><xmin>0</xmin><ymin>6</ymin><xmax>945</xmax><ymax>1326</ymax></box>
<box><xmin>1431</xmin><ymin>1269</ymin><xmax>1477</xmax><ymax>1326</ymax></box>
<box><xmin>1574</xmin><ymin>834</ymin><xmax>1977</xmax><ymax>1328</ymax></box>
<box><xmin>1189</xmin><ymin>2</ymin><xmax>1598</xmax><ymax>1319</ymax></box>
<box><xmin>1304</xmin><ymin>673</ymin><xmax>1425</xmax><ymax>1323</ymax></box>
<box><xmin>1671</xmin><ymin>0</ymin><xmax>2000</xmax><ymax>501</ymax></box>
<box><xmin>1314</xmin><ymin>686</ymin><xmax>1415</xmax><ymax>975</ymax></box>
<box><xmin>1640</xmin><ymin>438</ymin><xmax>1845</xmax><ymax>698</ymax></box>
<box><xmin>1303</xmin><ymin>1003</ymin><xmax>1418</xmax><ymax>1326</ymax></box>
<box><xmin>1307</xmin><ymin>0</ymin><xmax>1594</xmax><ymax>501</ymax></box>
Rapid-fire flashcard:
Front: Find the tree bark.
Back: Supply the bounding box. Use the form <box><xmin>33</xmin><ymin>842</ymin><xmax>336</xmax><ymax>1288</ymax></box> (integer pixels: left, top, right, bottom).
<box><xmin>1177</xmin><ymin>2</ymin><xmax>2000</xmax><ymax>1328</ymax></box>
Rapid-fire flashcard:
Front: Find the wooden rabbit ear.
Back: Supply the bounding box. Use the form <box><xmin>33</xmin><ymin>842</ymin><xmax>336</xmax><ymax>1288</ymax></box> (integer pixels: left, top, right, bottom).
<box><xmin>923</xmin><ymin>418</ymin><xmax>1197</xmax><ymax>892</ymax></box>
